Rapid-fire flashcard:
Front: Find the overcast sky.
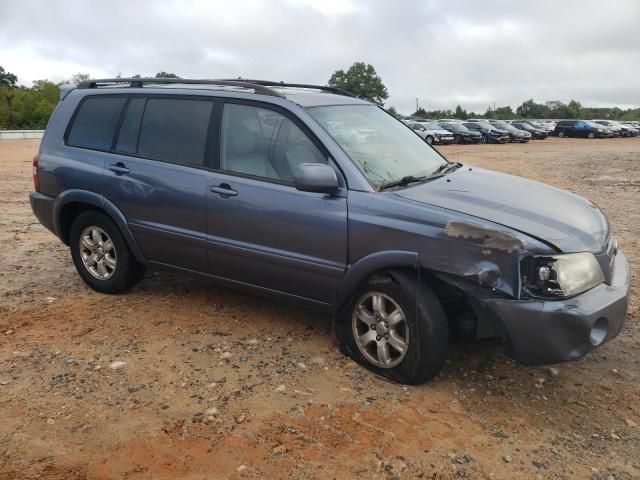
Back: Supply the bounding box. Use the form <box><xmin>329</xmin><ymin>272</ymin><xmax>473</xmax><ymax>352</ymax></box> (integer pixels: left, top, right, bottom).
<box><xmin>1</xmin><ymin>0</ymin><xmax>639</xmax><ymax>113</ymax></box>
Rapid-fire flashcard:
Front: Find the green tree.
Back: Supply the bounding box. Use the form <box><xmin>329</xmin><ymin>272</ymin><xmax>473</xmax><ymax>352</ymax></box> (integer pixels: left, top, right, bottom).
<box><xmin>155</xmin><ymin>71</ymin><xmax>180</xmax><ymax>78</ymax></box>
<box><xmin>0</xmin><ymin>66</ymin><xmax>18</xmax><ymax>88</ymax></box>
<box><xmin>386</xmin><ymin>106</ymin><xmax>399</xmax><ymax>117</ymax></box>
<box><xmin>70</xmin><ymin>73</ymin><xmax>91</xmax><ymax>85</ymax></box>
<box><xmin>493</xmin><ymin>106</ymin><xmax>515</xmax><ymax>119</ymax></box>
<box><xmin>328</xmin><ymin>62</ymin><xmax>388</xmax><ymax>105</ymax></box>
<box><xmin>566</xmin><ymin>100</ymin><xmax>582</xmax><ymax>118</ymax></box>
<box><xmin>516</xmin><ymin>99</ymin><xmax>549</xmax><ymax>118</ymax></box>
<box><xmin>412</xmin><ymin>107</ymin><xmax>428</xmax><ymax>118</ymax></box>
<box><xmin>454</xmin><ymin>105</ymin><xmax>467</xmax><ymax>119</ymax></box>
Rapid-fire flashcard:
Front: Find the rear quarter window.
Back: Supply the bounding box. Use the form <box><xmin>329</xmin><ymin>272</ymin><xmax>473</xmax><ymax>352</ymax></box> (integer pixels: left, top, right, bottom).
<box><xmin>67</xmin><ymin>97</ymin><xmax>127</xmax><ymax>150</ymax></box>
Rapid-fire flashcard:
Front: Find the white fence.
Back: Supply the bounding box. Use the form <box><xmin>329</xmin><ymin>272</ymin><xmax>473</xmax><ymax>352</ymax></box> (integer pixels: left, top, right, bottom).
<box><xmin>0</xmin><ymin>130</ymin><xmax>45</xmax><ymax>140</ymax></box>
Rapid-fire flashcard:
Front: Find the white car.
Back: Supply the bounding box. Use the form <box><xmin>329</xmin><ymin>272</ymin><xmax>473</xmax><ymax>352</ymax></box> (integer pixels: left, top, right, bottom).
<box><xmin>405</xmin><ymin>120</ymin><xmax>455</xmax><ymax>144</ymax></box>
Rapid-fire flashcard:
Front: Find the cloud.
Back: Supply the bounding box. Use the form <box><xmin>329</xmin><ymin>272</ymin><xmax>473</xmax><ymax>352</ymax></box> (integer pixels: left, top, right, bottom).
<box><xmin>1</xmin><ymin>0</ymin><xmax>638</xmax><ymax>113</ymax></box>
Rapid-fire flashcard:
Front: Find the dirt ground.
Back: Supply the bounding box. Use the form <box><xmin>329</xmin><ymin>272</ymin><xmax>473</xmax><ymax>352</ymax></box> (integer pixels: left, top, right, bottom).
<box><xmin>1</xmin><ymin>137</ymin><xmax>639</xmax><ymax>480</ymax></box>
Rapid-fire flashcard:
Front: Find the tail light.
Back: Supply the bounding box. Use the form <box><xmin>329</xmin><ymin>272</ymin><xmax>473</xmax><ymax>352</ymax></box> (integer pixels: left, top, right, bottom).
<box><xmin>33</xmin><ymin>152</ymin><xmax>40</xmax><ymax>192</ymax></box>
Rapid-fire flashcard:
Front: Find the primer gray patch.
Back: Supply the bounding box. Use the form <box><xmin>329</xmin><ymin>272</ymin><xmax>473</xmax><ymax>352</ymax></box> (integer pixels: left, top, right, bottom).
<box><xmin>445</xmin><ymin>220</ymin><xmax>527</xmax><ymax>253</ymax></box>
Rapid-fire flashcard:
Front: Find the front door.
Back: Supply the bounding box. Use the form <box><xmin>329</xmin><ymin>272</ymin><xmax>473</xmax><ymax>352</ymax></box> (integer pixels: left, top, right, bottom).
<box><xmin>204</xmin><ymin>101</ymin><xmax>348</xmax><ymax>303</ymax></box>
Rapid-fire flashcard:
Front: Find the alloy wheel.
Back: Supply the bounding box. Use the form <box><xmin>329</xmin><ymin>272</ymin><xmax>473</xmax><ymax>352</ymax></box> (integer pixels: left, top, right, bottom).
<box><xmin>352</xmin><ymin>291</ymin><xmax>409</xmax><ymax>368</ymax></box>
<box><xmin>79</xmin><ymin>226</ymin><xmax>117</xmax><ymax>280</ymax></box>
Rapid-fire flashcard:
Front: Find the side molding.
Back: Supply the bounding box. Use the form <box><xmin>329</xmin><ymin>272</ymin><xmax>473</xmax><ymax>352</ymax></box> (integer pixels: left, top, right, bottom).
<box><xmin>52</xmin><ymin>189</ymin><xmax>146</xmax><ymax>263</ymax></box>
<box><xmin>333</xmin><ymin>250</ymin><xmax>419</xmax><ymax>312</ymax></box>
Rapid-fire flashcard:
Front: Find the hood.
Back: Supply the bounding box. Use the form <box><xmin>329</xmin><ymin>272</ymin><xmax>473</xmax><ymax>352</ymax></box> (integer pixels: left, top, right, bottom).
<box><xmin>394</xmin><ymin>167</ymin><xmax>608</xmax><ymax>253</ymax></box>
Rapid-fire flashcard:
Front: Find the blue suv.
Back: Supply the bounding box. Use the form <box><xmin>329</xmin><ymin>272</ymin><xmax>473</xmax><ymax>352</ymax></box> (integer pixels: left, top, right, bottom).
<box><xmin>30</xmin><ymin>78</ymin><xmax>630</xmax><ymax>384</ymax></box>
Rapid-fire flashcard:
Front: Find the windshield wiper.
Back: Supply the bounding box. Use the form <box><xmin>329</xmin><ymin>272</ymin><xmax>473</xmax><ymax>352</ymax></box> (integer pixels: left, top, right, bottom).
<box><xmin>379</xmin><ymin>175</ymin><xmax>430</xmax><ymax>191</ymax></box>
<box><xmin>433</xmin><ymin>161</ymin><xmax>462</xmax><ymax>175</ymax></box>
<box><xmin>378</xmin><ymin>163</ymin><xmax>463</xmax><ymax>191</ymax></box>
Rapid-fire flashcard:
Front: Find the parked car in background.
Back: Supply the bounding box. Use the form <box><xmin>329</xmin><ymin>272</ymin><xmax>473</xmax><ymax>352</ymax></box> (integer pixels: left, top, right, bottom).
<box><xmin>535</xmin><ymin>120</ymin><xmax>557</xmax><ymax>132</ymax></box>
<box><xmin>511</xmin><ymin>120</ymin><xmax>549</xmax><ymax>139</ymax></box>
<box><xmin>553</xmin><ymin>120</ymin><xmax>609</xmax><ymax>139</ymax></box>
<box><xmin>617</xmin><ymin>121</ymin><xmax>640</xmax><ymax>135</ymax></box>
<box><xmin>593</xmin><ymin>120</ymin><xmax>624</xmax><ymax>137</ymax></box>
<box><xmin>487</xmin><ymin>120</ymin><xmax>531</xmax><ymax>143</ymax></box>
<box><xmin>31</xmin><ymin>77</ymin><xmax>630</xmax><ymax>385</ymax></box>
<box><xmin>620</xmin><ymin>120</ymin><xmax>640</xmax><ymax>131</ymax></box>
<box><xmin>404</xmin><ymin>120</ymin><xmax>455</xmax><ymax>144</ymax></box>
<box><xmin>439</xmin><ymin>121</ymin><xmax>484</xmax><ymax>144</ymax></box>
<box><xmin>594</xmin><ymin>120</ymin><xmax>638</xmax><ymax>137</ymax></box>
<box><xmin>528</xmin><ymin>120</ymin><xmax>554</xmax><ymax>134</ymax></box>
<box><xmin>463</xmin><ymin>121</ymin><xmax>510</xmax><ymax>144</ymax></box>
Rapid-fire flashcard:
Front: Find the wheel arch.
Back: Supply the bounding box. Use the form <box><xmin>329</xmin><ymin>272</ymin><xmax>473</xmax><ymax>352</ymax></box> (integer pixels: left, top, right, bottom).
<box><xmin>333</xmin><ymin>251</ymin><xmax>419</xmax><ymax>314</ymax></box>
<box><xmin>333</xmin><ymin>251</ymin><xmax>510</xmax><ymax>344</ymax></box>
<box><xmin>53</xmin><ymin>190</ymin><xmax>146</xmax><ymax>263</ymax></box>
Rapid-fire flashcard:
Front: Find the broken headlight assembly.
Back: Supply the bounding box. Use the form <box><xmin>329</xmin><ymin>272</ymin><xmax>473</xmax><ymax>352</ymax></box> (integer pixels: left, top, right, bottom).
<box><xmin>521</xmin><ymin>252</ymin><xmax>604</xmax><ymax>299</ymax></box>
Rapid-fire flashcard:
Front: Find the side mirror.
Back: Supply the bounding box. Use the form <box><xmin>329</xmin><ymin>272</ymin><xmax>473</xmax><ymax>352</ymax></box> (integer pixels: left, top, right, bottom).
<box><xmin>294</xmin><ymin>163</ymin><xmax>340</xmax><ymax>194</ymax></box>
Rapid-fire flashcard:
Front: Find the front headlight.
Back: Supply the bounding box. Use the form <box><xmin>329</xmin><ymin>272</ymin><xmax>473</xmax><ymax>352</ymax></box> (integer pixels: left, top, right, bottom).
<box><xmin>521</xmin><ymin>252</ymin><xmax>604</xmax><ymax>299</ymax></box>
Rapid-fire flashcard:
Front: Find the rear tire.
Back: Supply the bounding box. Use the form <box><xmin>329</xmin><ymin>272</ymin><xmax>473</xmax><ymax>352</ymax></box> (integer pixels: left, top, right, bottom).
<box><xmin>335</xmin><ymin>270</ymin><xmax>449</xmax><ymax>384</ymax></box>
<box><xmin>69</xmin><ymin>210</ymin><xmax>145</xmax><ymax>294</ymax></box>
<box><xmin>558</xmin><ymin>130</ymin><xmax>565</xmax><ymax>138</ymax></box>
<box><xmin>453</xmin><ymin>134</ymin><xmax>462</xmax><ymax>144</ymax></box>
<box><xmin>425</xmin><ymin>136</ymin><xmax>434</xmax><ymax>145</ymax></box>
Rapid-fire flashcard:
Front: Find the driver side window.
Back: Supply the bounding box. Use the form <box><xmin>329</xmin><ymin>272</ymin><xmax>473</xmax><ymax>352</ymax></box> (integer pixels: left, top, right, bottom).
<box><xmin>219</xmin><ymin>103</ymin><xmax>327</xmax><ymax>183</ymax></box>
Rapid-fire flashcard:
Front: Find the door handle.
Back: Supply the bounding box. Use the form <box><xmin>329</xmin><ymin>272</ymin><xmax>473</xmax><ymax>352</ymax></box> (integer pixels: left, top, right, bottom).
<box><xmin>108</xmin><ymin>162</ymin><xmax>130</xmax><ymax>174</ymax></box>
<box><xmin>209</xmin><ymin>184</ymin><xmax>238</xmax><ymax>197</ymax></box>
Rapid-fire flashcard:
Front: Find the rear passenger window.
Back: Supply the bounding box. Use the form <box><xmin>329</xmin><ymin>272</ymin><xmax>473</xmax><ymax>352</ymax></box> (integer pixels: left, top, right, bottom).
<box><xmin>115</xmin><ymin>98</ymin><xmax>146</xmax><ymax>154</ymax></box>
<box><xmin>67</xmin><ymin>97</ymin><xmax>126</xmax><ymax>150</ymax></box>
<box><xmin>137</xmin><ymin>98</ymin><xmax>213</xmax><ymax>166</ymax></box>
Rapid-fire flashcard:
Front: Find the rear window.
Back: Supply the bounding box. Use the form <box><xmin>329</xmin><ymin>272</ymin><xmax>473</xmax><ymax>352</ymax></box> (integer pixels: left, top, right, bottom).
<box><xmin>67</xmin><ymin>97</ymin><xmax>126</xmax><ymax>150</ymax></box>
<box><xmin>137</xmin><ymin>98</ymin><xmax>213</xmax><ymax>166</ymax></box>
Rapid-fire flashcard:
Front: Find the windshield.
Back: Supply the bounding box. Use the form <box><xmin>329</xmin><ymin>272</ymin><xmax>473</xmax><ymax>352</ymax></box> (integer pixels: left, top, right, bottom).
<box><xmin>308</xmin><ymin>105</ymin><xmax>446</xmax><ymax>188</ymax></box>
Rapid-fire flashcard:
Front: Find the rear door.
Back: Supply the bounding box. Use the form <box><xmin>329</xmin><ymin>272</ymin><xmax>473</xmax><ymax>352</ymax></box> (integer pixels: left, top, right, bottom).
<box><xmin>204</xmin><ymin>100</ymin><xmax>348</xmax><ymax>303</ymax></box>
<box><xmin>101</xmin><ymin>95</ymin><xmax>214</xmax><ymax>272</ymax></box>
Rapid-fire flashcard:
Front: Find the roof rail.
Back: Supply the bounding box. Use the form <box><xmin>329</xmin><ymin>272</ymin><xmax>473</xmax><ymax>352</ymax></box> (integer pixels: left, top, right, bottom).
<box><xmin>223</xmin><ymin>79</ymin><xmax>357</xmax><ymax>98</ymax></box>
<box><xmin>76</xmin><ymin>78</ymin><xmax>285</xmax><ymax>98</ymax></box>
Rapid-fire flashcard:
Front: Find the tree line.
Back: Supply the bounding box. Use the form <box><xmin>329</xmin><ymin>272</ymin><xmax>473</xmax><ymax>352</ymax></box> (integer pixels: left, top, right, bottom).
<box><xmin>1</xmin><ymin>63</ymin><xmax>638</xmax><ymax>130</ymax></box>
<box><xmin>410</xmin><ymin>99</ymin><xmax>640</xmax><ymax>121</ymax></box>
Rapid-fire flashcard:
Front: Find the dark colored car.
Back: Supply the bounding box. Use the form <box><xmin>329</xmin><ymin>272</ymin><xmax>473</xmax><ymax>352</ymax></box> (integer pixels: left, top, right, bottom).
<box><xmin>511</xmin><ymin>121</ymin><xmax>549</xmax><ymax>140</ymax></box>
<box><xmin>553</xmin><ymin>120</ymin><xmax>608</xmax><ymax>139</ymax></box>
<box><xmin>30</xmin><ymin>78</ymin><xmax>630</xmax><ymax>385</ymax></box>
<box><xmin>463</xmin><ymin>121</ymin><xmax>510</xmax><ymax>144</ymax></box>
<box><xmin>439</xmin><ymin>121</ymin><xmax>484</xmax><ymax>144</ymax></box>
<box><xmin>487</xmin><ymin>120</ymin><xmax>531</xmax><ymax>143</ymax></box>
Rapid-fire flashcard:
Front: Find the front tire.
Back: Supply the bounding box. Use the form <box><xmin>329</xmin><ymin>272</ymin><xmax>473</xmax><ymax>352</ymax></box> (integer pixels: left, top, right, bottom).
<box><xmin>70</xmin><ymin>210</ymin><xmax>145</xmax><ymax>294</ymax></box>
<box><xmin>558</xmin><ymin>130</ymin><xmax>565</xmax><ymax>138</ymax></box>
<box><xmin>425</xmin><ymin>136</ymin><xmax>434</xmax><ymax>145</ymax></box>
<box><xmin>588</xmin><ymin>132</ymin><xmax>595</xmax><ymax>139</ymax></box>
<box><xmin>335</xmin><ymin>270</ymin><xmax>449</xmax><ymax>384</ymax></box>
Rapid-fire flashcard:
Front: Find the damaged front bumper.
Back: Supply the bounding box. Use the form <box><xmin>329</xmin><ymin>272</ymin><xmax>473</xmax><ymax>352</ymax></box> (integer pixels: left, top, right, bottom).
<box><xmin>484</xmin><ymin>251</ymin><xmax>630</xmax><ymax>365</ymax></box>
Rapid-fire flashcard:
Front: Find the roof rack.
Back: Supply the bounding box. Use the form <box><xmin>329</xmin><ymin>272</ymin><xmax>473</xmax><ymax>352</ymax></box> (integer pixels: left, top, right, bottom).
<box><xmin>222</xmin><ymin>79</ymin><xmax>357</xmax><ymax>98</ymax></box>
<box><xmin>76</xmin><ymin>78</ymin><xmax>285</xmax><ymax>98</ymax></box>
